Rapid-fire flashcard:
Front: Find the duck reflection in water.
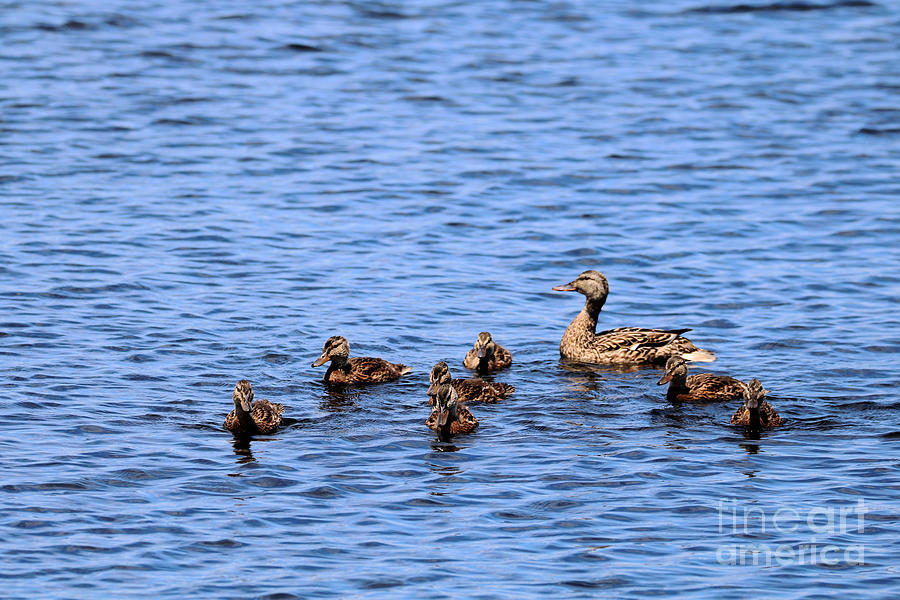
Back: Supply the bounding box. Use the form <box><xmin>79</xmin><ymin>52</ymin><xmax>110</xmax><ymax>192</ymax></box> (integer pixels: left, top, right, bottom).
<box><xmin>231</xmin><ymin>434</ymin><xmax>255</xmax><ymax>464</ymax></box>
<box><xmin>740</xmin><ymin>437</ymin><xmax>761</xmax><ymax>454</ymax></box>
<box><xmin>318</xmin><ymin>385</ymin><xmax>362</xmax><ymax>412</ymax></box>
<box><xmin>557</xmin><ymin>361</ymin><xmax>656</xmax><ymax>394</ymax></box>
<box><xmin>429</xmin><ymin>441</ymin><xmax>461</xmax><ymax>453</ymax></box>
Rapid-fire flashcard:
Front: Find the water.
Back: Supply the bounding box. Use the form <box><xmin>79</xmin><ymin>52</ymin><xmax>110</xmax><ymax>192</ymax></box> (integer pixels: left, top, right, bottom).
<box><xmin>2</xmin><ymin>0</ymin><xmax>899</xmax><ymax>597</ymax></box>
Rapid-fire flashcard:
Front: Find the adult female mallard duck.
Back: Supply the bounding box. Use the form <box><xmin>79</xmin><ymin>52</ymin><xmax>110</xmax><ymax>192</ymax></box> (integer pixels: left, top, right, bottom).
<box><xmin>730</xmin><ymin>379</ymin><xmax>783</xmax><ymax>430</ymax></box>
<box><xmin>312</xmin><ymin>335</ymin><xmax>411</xmax><ymax>384</ymax></box>
<box><xmin>552</xmin><ymin>270</ymin><xmax>716</xmax><ymax>365</ymax></box>
<box><xmin>426</xmin><ymin>362</ymin><xmax>478</xmax><ymax>440</ymax></box>
<box><xmin>657</xmin><ymin>356</ymin><xmax>744</xmax><ymax>402</ymax></box>
<box><xmin>462</xmin><ymin>331</ymin><xmax>512</xmax><ymax>374</ymax></box>
<box><xmin>224</xmin><ymin>379</ymin><xmax>284</xmax><ymax>435</ymax></box>
<box><xmin>431</xmin><ymin>360</ymin><xmax>514</xmax><ymax>403</ymax></box>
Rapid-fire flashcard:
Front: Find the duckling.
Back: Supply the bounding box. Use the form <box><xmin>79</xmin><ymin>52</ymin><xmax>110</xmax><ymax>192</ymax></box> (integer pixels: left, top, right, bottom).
<box><xmin>657</xmin><ymin>356</ymin><xmax>744</xmax><ymax>402</ymax></box>
<box><xmin>224</xmin><ymin>379</ymin><xmax>284</xmax><ymax>435</ymax></box>
<box><xmin>552</xmin><ymin>270</ymin><xmax>716</xmax><ymax>365</ymax></box>
<box><xmin>730</xmin><ymin>379</ymin><xmax>783</xmax><ymax>430</ymax></box>
<box><xmin>431</xmin><ymin>360</ymin><xmax>514</xmax><ymax>403</ymax></box>
<box><xmin>312</xmin><ymin>335</ymin><xmax>411</xmax><ymax>384</ymax></box>
<box><xmin>463</xmin><ymin>331</ymin><xmax>512</xmax><ymax>375</ymax></box>
<box><xmin>426</xmin><ymin>362</ymin><xmax>478</xmax><ymax>439</ymax></box>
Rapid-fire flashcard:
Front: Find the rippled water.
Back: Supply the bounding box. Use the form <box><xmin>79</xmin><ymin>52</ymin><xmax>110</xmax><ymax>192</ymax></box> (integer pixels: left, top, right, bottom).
<box><xmin>2</xmin><ymin>0</ymin><xmax>899</xmax><ymax>597</ymax></box>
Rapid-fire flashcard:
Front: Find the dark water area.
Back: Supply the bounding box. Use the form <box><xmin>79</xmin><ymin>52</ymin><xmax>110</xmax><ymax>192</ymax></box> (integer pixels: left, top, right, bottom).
<box><xmin>2</xmin><ymin>0</ymin><xmax>899</xmax><ymax>597</ymax></box>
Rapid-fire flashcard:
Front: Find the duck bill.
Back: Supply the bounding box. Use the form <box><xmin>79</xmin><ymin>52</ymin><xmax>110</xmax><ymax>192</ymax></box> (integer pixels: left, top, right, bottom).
<box><xmin>657</xmin><ymin>372</ymin><xmax>673</xmax><ymax>385</ymax></box>
<box><xmin>311</xmin><ymin>353</ymin><xmax>329</xmax><ymax>367</ymax></box>
<box><xmin>240</xmin><ymin>399</ymin><xmax>252</xmax><ymax>412</ymax></box>
<box><xmin>475</xmin><ymin>347</ymin><xmax>487</xmax><ymax>359</ymax></box>
<box><xmin>437</xmin><ymin>409</ymin><xmax>449</xmax><ymax>428</ymax></box>
<box><xmin>552</xmin><ymin>282</ymin><xmax>577</xmax><ymax>291</ymax></box>
<box><xmin>427</xmin><ymin>382</ymin><xmax>438</xmax><ymax>396</ymax></box>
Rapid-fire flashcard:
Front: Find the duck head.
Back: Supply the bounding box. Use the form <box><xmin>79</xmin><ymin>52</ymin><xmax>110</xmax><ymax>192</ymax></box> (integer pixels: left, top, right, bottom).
<box><xmin>552</xmin><ymin>270</ymin><xmax>610</xmax><ymax>304</ymax></box>
<box><xmin>428</xmin><ymin>361</ymin><xmax>452</xmax><ymax>397</ymax></box>
<box><xmin>657</xmin><ymin>356</ymin><xmax>689</xmax><ymax>386</ymax></box>
<box><xmin>312</xmin><ymin>335</ymin><xmax>350</xmax><ymax>367</ymax></box>
<box><xmin>742</xmin><ymin>378</ymin><xmax>765</xmax><ymax>430</ymax></box>
<box><xmin>471</xmin><ymin>331</ymin><xmax>496</xmax><ymax>373</ymax></box>
<box><xmin>233</xmin><ymin>379</ymin><xmax>254</xmax><ymax>412</ymax></box>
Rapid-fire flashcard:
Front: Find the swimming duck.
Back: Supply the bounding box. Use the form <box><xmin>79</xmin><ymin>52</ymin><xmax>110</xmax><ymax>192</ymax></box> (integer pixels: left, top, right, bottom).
<box><xmin>426</xmin><ymin>362</ymin><xmax>478</xmax><ymax>439</ymax></box>
<box><xmin>224</xmin><ymin>379</ymin><xmax>284</xmax><ymax>435</ymax></box>
<box><xmin>552</xmin><ymin>270</ymin><xmax>716</xmax><ymax>365</ymax></box>
<box><xmin>312</xmin><ymin>335</ymin><xmax>411</xmax><ymax>384</ymax></box>
<box><xmin>463</xmin><ymin>331</ymin><xmax>512</xmax><ymax>374</ymax></box>
<box><xmin>730</xmin><ymin>379</ymin><xmax>782</xmax><ymax>430</ymax></box>
<box><xmin>657</xmin><ymin>356</ymin><xmax>744</xmax><ymax>402</ymax></box>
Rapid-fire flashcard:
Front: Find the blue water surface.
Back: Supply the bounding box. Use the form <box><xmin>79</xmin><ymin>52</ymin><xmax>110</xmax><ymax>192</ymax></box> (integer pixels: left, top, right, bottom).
<box><xmin>1</xmin><ymin>0</ymin><xmax>899</xmax><ymax>598</ymax></box>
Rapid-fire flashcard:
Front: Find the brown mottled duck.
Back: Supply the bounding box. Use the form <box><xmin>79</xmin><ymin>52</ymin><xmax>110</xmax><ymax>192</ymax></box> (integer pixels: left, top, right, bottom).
<box><xmin>426</xmin><ymin>362</ymin><xmax>478</xmax><ymax>439</ymax></box>
<box><xmin>312</xmin><ymin>335</ymin><xmax>411</xmax><ymax>384</ymax></box>
<box><xmin>552</xmin><ymin>270</ymin><xmax>715</xmax><ymax>365</ymax></box>
<box><xmin>730</xmin><ymin>378</ymin><xmax>782</xmax><ymax>430</ymax></box>
<box><xmin>431</xmin><ymin>360</ymin><xmax>514</xmax><ymax>403</ymax></box>
<box><xmin>224</xmin><ymin>379</ymin><xmax>284</xmax><ymax>435</ymax></box>
<box><xmin>657</xmin><ymin>356</ymin><xmax>745</xmax><ymax>402</ymax></box>
<box><xmin>463</xmin><ymin>331</ymin><xmax>512</xmax><ymax>375</ymax></box>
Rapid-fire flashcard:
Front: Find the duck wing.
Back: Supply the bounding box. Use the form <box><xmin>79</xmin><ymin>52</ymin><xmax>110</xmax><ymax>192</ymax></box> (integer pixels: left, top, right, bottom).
<box><xmin>451</xmin><ymin>378</ymin><xmax>515</xmax><ymax>403</ymax></box>
<box><xmin>592</xmin><ymin>327</ymin><xmax>692</xmax><ymax>352</ymax></box>
<box><xmin>760</xmin><ymin>401</ymin><xmax>784</xmax><ymax>427</ymax></box>
<box><xmin>250</xmin><ymin>399</ymin><xmax>284</xmax><ymax>434</ymax></box>
<box><xmin>451</xmin><ymin>404</ymin><xmax>479</xmax><ymax>434</ymax></box>
<box><xmin>348</xmin><ymin>357</ymin><xmax>405</xmax><ymax>382</ymax></box>
<box><xmin>490</xmin><ymin>345</ymin><xmax>513</xmax><ymax>370</ymax></box>
<box><xmin>685</xmin><ymin>373</ymin><xmax>745</xmax><ymax>401</ymax></box>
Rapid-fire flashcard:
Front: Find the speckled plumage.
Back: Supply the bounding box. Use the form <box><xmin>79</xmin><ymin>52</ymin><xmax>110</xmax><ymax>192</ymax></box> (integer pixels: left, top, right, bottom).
<box><xmin>450</xmin><ymin>378</ymin><xmax>515</xmax><ymax>403</ymax></box>
<box><xmin>658</xmin><ymin>356</ymin><xmax>744</xmax><ymax>402</ymax></box>
<box><xmin>462</xmin><ymin>332</ymin><xmax>512</xmax><ymax>374</ymax></box>
<box><xmin>553</xmin><ymin>270</ymin><xmax>715</xmax><ymax>365</ymax></box>
<box><xmin>730</xmin><ymin>378</ymin><xmax>783</xmax><ymax>429</ymax></box>
<box><xmin>224</xmin><ymin>379</ymin><xmax>284</xmax><ymax>435</ymax></box>
<box><xmin>312</xmin><ymin>335</ymin><xmax>410</xmax><ymax>384</ymax></box>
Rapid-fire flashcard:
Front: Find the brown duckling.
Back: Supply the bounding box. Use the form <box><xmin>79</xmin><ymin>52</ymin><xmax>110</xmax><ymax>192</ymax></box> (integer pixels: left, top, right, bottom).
<box><xmin>312</xmin><ymin>335</ymin><xmax>411</xmax><ymax>384</ymax></box>
<box><xmin>426</xmin><ymin>362</ymin><xmax>478</xmax><ymax>440</ymax></box>
<box><xmin>224</xmin><ymin>379</ymin><xmax>284</xmax><ymax>435</ymax></box>
<box><xmin>730</xmin><ymin>379</ymin><xmax>783</xmax><ymax>430</ymax></box>
<box><xmin>552</xmin><ymin>270</ymin><xmax>716</xmax><ymax>365</ymax></box>
<box><xmin>657</xmin><ymin>356</ymin><xmax>744</xmax><ymax>402</ymax></box>
<box><xmin>431</xmin><ymin>361</ymin><xmax>514</xmax><ymax>403</ymax></box>
<box><xmin>463</xmin><ymin>331</ymin><xmax>512</xmax><ymax>375</ymax></box>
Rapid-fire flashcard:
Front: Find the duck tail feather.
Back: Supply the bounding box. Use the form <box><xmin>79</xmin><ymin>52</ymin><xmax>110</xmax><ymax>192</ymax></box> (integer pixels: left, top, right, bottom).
<box><xmin>681</xmin><ymin>349</ymin><xmax>716</xmax><ymax>362</ymax></box>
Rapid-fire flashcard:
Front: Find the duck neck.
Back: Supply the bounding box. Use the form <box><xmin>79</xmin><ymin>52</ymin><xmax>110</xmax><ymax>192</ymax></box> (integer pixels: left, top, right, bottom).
<box><xmin>666</xmin><ymin>373</ymin><xmax>690</xmax><ymax>400</ymax></box>
<box><xmin>234</xmin><ymin>400</ymin><xmax>256</xmax><ymax>431</ymax></box>
<box><xmin>438</xmin><ymin>418</ymin><xmax>453</xmax><ymax>441</ymax></box>
<box><xmin>564</xmin><ymin>296</ymin><xmax>605</xmax><ymax>340</ymax></box>
<box><xmin>441</xmin><ymin>406</ymin><xmax>457</xmax><ymax>441</ymax></box>
<box><xmin>325</xmin><ymin>355</ymin><xmax>351</xmax><ymax>379</ymax></box>
<box><xmin>476</xmin><ymin>356</ymin><xmax>490</xmax><ymax>375</ymax></box>
<box><xmin>748</xmin><ymin>404</ymin><xmax>762</xmax><ymax>431</ymax></box>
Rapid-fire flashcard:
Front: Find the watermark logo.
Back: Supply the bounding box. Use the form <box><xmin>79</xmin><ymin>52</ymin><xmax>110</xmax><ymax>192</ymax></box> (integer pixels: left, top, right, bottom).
<box><xmin>715</xmin><ymin>498</ymin><xmax>866</xmax><ymax>566</ymax></box>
